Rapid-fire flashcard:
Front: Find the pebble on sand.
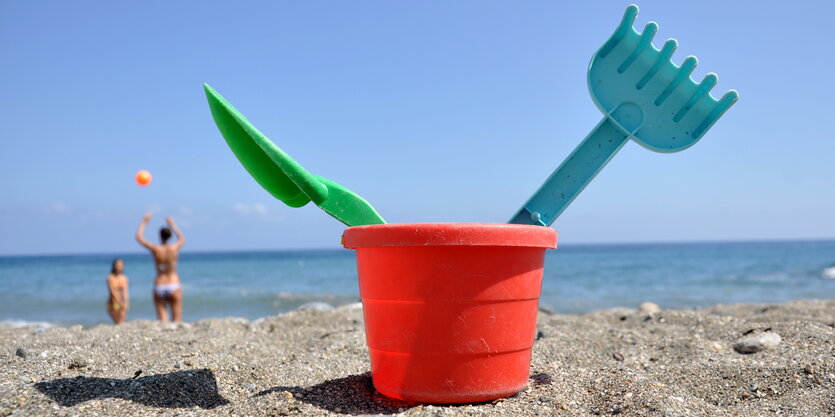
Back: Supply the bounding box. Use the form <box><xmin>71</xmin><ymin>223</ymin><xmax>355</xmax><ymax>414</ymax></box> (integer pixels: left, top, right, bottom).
<box><xmin>639</xmin><ymin>302</ymin><xmax>661</xmax><ymax>314</ymax></box>
<box><xmin>15</xmin><ymin>347</ymin><xmax>27</xmax><ymax>359</ymax></box>
<box><xmin>68</xmin><ymin>358</ymin><xmax>89</xmax><ymax>370</ymax></box>
<box><xmin>733</xmin><ymin>330</ymin><xmax>782</xmax><ymax>354</ymax></box>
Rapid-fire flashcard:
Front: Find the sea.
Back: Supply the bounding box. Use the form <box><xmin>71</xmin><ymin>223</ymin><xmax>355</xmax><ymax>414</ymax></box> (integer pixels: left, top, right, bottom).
<box><xmin>1</xmin><ymin>240</ymin><xmax>833</xmax><ymax>327</ymax></box>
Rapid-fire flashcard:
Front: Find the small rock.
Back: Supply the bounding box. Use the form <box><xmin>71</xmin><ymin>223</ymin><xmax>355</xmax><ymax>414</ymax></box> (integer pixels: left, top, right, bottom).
<box><xmin>733</xmin><ymin>331</ymin><xmax>782</xmax><ymax>354</ymax></box>
<box><xmin>538</xmin><ymin>306</ymin><xmax>556</xmax><ymax>315</ymax></box>
<box><xmin>638</xmin><ymin>302</ymin><xmax>661</xmax><ymax>314</ymax></box>
<box><xmin>538</xmin><ymin>397</ymin><xmax>551</xmax><ymax>403</ymax></box>
<box><xmin>15</xmin><ymin>347</ymin><xmax>27</xmax><ymax>359</ymax></box>
<box><xmin>531</xmin><ymin>373</ymin><xmax>552</xmax><ymax>385</ymax></box>
<box><xmin>68</xmin><ymin>358</ymin><xmax>88</xmax><ymax>369</ymax></box>
<box><xmin>40</xmin><ymin>351</ymin><xmax>48</xmax><ymax>358</ymax></box>
<box><xmin>711</xmin><ymin>342</ymin><xmax>723</xmax><ymax>351</ymax></box>
<box><xmin>613</xmin><ymin>352</ymin><xmax>624</xmax><ymax>361</ymax></box>
<box><xmin>804</xmin><ymin>364</ymin><xmax>815</xmax><ymax>375</ymax></box>
<box><xmin>282</xmin><ymin>390</ymin><xmax>293</xmax><ymax>399</ymax></box>
<box><xmin>232</xmin><ymin>365</ymin><xmax>239</xmax><ymax>372</ymax></box>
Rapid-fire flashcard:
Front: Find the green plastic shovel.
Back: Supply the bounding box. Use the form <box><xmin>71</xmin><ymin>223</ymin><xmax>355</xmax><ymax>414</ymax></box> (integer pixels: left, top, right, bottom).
<box><xmin>204</xmin><ymin>84</ymin><xmax>386</xmax><ymax>227</ymax></box>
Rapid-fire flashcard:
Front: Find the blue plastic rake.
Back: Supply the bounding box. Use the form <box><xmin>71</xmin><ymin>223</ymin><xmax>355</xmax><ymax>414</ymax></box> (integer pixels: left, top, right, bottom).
<box><xmin>510</xmin><ymin>5</ymin><xmax>738</xmax><ymax>226</ymax></box>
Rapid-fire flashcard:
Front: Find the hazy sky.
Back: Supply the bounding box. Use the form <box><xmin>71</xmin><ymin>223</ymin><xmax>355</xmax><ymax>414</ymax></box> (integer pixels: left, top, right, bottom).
<box><xmin>2</xmin><ymin>1</ymin><xmax>834</xmax><ymax>255</ymax></box>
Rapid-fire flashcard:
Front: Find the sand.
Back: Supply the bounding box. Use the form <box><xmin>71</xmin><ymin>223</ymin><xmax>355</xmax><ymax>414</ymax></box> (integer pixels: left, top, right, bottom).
<box><xmin>1</xmin><ymin>299</ymin><xmax>833</xmax><ymax>416</ymax></box>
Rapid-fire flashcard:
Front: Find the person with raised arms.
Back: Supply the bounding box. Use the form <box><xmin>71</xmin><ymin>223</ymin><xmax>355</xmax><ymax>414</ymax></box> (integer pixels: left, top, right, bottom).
<box><xmin>136</xmin><ymin>214</ymin><xmax>185</xmax><ymax>322</ymax></box>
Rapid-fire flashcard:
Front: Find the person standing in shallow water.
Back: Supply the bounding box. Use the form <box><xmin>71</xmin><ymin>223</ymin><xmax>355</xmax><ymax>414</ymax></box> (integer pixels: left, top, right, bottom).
<box><xmin>106</xmin><ymin>258</ymin><xmax>129</xmax><ymax>324</ymax></box>
<box><xmin>136</xmin><ymin>213</ymin><xmax>186</xmax><ymax>322</ymax></box>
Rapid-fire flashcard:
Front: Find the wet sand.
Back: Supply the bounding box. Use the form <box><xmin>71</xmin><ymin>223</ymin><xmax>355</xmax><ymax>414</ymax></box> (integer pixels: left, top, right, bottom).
<box><xmin>1</xmin><ymin>299</ymin><xmax>833</xmax><ymax>416</ymax></box>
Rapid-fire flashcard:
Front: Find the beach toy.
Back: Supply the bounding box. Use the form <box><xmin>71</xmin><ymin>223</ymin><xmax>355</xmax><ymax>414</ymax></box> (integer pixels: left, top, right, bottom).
<box><xmin>135</xmin><ymin>170</ymin><xmax>152</xmax><ymax>186</ymax></box>
<box><xmin>204</xmin><ymin>84</ymin><xmax>386</xmax><ymax>227</ymax></box>
<box><xmin>510</xmin><ymin>4</ymin><xmax>739</xmax><ymax>226</ymax></box>
<box><xmin>343</xmin><ymin>223</ymin><xmax>557</xmax><ymax>403</ymax></box>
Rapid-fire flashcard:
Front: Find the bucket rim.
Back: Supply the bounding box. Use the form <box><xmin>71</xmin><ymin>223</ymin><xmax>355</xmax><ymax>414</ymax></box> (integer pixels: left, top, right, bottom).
<box><xmin>342</xmin><ymin>223</ymin><xmax>557</xmax><ymax>248</ymax></box>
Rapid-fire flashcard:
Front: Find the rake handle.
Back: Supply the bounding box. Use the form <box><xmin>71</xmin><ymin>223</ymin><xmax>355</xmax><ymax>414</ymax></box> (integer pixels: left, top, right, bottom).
<box><xmin>509</xmin><ymin>117</ymin><xmax>630</xmax><ymax>226</ymax></box>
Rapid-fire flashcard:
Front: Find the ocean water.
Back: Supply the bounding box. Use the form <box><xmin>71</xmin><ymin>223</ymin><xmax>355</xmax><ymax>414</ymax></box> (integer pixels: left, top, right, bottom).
<box><xmin>1</xmin><ymin>240</ymin><xmax>833</xmax><ymax>326</ymax></box>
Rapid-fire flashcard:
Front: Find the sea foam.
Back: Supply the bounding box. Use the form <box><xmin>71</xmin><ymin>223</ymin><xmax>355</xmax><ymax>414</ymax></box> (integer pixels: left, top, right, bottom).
<box><xmin>0</xmin><ymin>319</ymin><xmax>55</xmax><ymax>328</ymax></box>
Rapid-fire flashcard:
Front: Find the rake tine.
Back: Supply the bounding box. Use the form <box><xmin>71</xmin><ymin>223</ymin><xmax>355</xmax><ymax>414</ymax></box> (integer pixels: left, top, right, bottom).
<box><xmin>618</xmin><ymin>22</ymin><xmax>658</xmax><ymax>74</ymax></box>
<box><xmin>692</xmin><ymin>90</ymin><xmax>739</xmax><ymax>139</ymax></box>
<box><xmin>637</xmin><ymin>39</ymin><xmax>677</xmax><ymax>90</ymax></box>
<box><xmin>655</xmin><ymin>56</ymin><xmax>697</xmax><ymax>106</ymax></box>
<box><xmin>674</xmin><ymin>73</ymin><xmax>718</xmax><ymax>122</ymax></box>
<box><xmin>598</xmin><ymin>5</ymin><xmax>639</xmax><ymax>58</ymax></box>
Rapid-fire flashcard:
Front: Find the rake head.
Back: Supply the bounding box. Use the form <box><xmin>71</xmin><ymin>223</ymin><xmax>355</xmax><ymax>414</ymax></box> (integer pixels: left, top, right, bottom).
<box><xmin>589</xmin><ymin>5</ymin><xmax>738</xmax><ymax>152</ymax></box>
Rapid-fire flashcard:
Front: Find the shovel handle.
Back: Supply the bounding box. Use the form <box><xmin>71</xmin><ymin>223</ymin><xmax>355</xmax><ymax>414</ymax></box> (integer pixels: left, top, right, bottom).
<box><xmin>509</xmin><ymin>117</ymin><xmax>629</xmax><ymax>226</ymax></box>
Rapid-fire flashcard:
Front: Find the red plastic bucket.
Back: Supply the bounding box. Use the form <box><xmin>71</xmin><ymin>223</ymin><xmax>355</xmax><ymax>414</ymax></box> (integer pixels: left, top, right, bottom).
<box><xmin>342</xmin><ymin>223</ymin><xmax>557</xmax><ymax>403</ymax></box>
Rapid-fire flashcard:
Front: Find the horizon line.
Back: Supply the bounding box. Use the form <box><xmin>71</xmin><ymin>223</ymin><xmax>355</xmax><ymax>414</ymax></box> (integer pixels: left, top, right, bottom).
<box><xmin>3</xmin><ymin>236</ymin><xmax>835</xmax><ymax>258</ymax></box>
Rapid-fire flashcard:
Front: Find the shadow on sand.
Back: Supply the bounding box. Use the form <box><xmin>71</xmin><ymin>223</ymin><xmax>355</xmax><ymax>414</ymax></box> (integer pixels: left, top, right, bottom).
<box><xmin>256</xmin><ymin>372</ymin><xmax>416</xmax><ymax>415</ymax></box>
<box><xmin>255</xmin><ymin>372</ymin><xmax>551</xmax><ymax>414</ymax></box>
<box><xmin>34</xmin><ymin>369</ymin><xmax>229</xmax><ymax>409</ymax></box>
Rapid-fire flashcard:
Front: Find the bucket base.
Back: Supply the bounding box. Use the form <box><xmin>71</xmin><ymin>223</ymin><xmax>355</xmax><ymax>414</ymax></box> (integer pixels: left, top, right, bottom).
<box><xmin>375</xmin><ymin>383</ymin><xmax>528</xmax><ymax>405</ymax></box>
<box><xmin>369</xmin><ymin>348</ymin><xmax>533</xmax><ymax>404</ymax></box>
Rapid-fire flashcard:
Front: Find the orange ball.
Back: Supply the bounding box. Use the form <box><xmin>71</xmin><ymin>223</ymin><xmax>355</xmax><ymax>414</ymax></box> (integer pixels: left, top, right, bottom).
<box><xmin>135</xmin><ymin>170</ymin><xmax>152</xmax><ymax>186</ymax></box>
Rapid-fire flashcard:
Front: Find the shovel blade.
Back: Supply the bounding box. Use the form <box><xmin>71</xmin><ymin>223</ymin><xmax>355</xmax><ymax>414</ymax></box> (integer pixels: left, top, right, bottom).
<box><xmin>205</xmin><ymin>84</ymin><xmax>318</xmax><ymax>208</ymax></box>
<box><xmin>205</xmin><ymin>84</ymin><xmax>385</xmax><ymax>227</ymax></box>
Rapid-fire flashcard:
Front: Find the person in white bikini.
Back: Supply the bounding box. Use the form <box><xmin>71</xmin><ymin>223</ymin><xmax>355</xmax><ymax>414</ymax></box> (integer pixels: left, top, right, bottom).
<box><xmin>136</xmin><ymin>213</ymin><xmax>185</xmax><ymax>322</ymax></box>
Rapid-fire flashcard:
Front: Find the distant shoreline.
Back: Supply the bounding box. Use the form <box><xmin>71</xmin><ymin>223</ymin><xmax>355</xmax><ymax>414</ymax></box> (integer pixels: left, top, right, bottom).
<box><xmin>3</xmin><ymin>298</ymin><xmax>833</xmax><ymax>329</ymax></box>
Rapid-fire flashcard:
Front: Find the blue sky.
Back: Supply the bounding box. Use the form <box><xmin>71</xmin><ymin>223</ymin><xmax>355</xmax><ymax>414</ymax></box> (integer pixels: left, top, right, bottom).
<box><xmin>1</xmin><ymin>1</ymin><xmax>834</xmax><ymax>255</ymax></box>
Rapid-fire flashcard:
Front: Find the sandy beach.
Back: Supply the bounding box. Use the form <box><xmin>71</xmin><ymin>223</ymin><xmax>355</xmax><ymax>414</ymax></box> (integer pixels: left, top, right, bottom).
<box><xmin>1</xmin><ymin>299</ymin><xmax>833</xmax><ymax>416</ymax></box>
